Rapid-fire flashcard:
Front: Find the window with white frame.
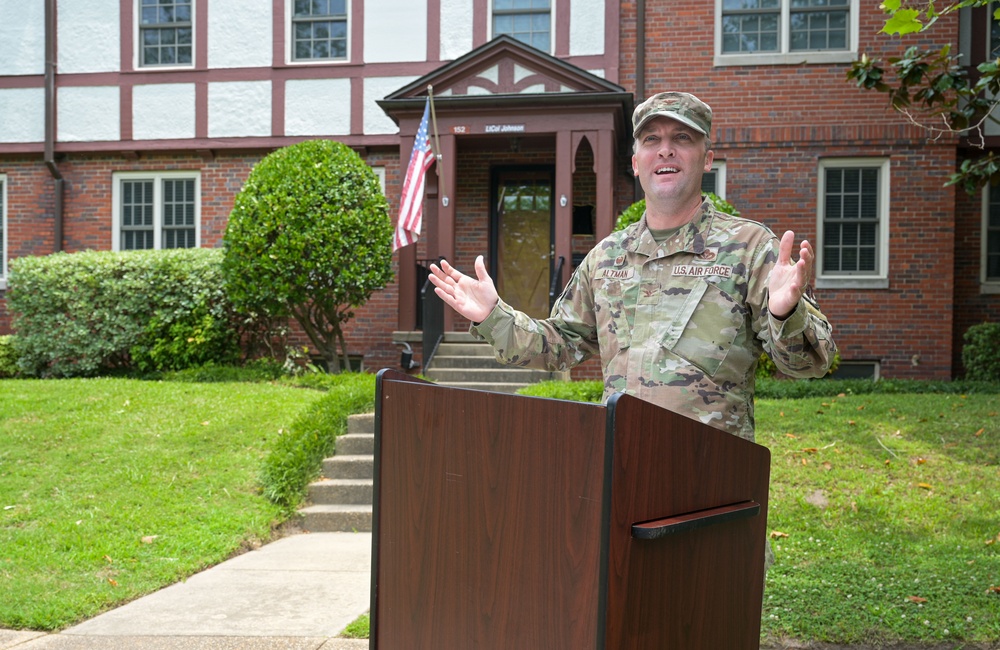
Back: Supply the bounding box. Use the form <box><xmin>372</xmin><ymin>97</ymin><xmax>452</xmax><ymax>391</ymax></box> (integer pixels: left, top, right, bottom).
<box><xmin>816</xmin><ymin>159</ymin><xmax>890</xmax><ymax>287</ymax></box>
<box><xmin>292</xmin><ymin>0</ymin><xmax>348</xmax><ymax>61</ymax></box>
<box><xmin>0</xmin><ymin>175</ymin><xmax>6</xmax><ymax>288</ymax></box>
<box><xmin>716</xmin><ymin>0</ymin><xmax>858</xmax><ymax>66</ymax></box>
<box><xmin>138</xmin><ymin>0</ymin><xmax>193</xmax><ymax>67</ymax></box>
<box><xmin>984</xmin><ymin>186</ymin><xmax>1000</xmax><ymax>284</ymax></box>
<box><xmin>492</xmin><ymin>0</ymin><xmax>551</xmax><ymax>53</ymax></box>
<box><xmin>702</xmin><ymin>162</ymin><xmax>726</xmax><ymax>199</ymax></box>
<box><xmin>112</xmin><ymin>172</ymin><xmax>200</xmax><ymax>251</ymax></box>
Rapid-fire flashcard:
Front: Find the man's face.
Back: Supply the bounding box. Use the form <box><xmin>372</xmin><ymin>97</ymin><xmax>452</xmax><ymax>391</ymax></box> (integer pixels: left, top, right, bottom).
<box><xmin>631</xmin><ymin>116</ymin><xmax>714</xmax><ymax>210</ymax></box>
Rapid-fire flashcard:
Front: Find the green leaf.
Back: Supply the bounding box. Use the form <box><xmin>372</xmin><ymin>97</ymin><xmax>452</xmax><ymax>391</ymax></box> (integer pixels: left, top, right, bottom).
<box><xmin>882</xmin><ymin>8</ymin><xmax>924</xmax><ymax>35</ymax></box>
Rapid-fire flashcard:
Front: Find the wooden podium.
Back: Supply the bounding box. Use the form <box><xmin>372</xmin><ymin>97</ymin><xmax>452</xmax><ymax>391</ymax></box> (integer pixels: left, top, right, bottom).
<box><xmin>369</xmin><ymin>369</ymin><xmax>770</xmax><ymax>649</ymax></box>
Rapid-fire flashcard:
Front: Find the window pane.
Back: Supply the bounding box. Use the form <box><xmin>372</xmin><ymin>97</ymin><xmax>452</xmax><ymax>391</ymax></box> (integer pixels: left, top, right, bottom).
<box><xmin>823</xmin><ymin>167</ymin><xmax>880</xmax><ymax>274</ymax></box>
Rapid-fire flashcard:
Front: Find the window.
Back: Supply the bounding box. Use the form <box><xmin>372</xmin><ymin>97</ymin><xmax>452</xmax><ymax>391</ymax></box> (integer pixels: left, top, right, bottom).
<box><xmin>292</xmin><ymin>0</ymin><xmax>348</xmax><ymax>61</ymax></box>
<box><xmin>112</xmin><ymin>172</ymin><xmax>200</xmax><ymax>251</ymax></box>
<box><xmin>0</xmin><ymin>175</ymin><xmax>6</xmax><ymax>289</ymax></box>
<box><xmin>984</xmin><ymin>186</ymin><xmax>1000</xmax><ymax>287</ymax></box>
<box><xmin>493</xmin><ymin>0</ymin><xmax>551</xmax><ymax>53</ymax></box>
<box><xmin>702</xmin><ymin>162</ymin><xmax>726</xmax><ymax>199</ymax></box>
<box><xmin>816</xmin><ymin>159</ymin><xmax>889</xmax><ymax>287</ymax></box>
<box><xmin>139</xmin><ymin>0</ymin><xmax>193</xmax><ymax>67</ymax></box>
<box><xmin>716</xmin><ymin>0</ymin><xmax>858</xmax><ymax>66</ymax></box>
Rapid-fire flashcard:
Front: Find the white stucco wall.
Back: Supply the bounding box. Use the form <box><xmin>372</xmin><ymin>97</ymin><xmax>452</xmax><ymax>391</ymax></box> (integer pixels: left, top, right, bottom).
<box><xmin>570</xmin><ymin>0</ymin><xmax>605</xmax><ymax>56</ymax></box>
<box><xmin>364</xmin><ymin>76</ymin><xmax>416</xmax><ymax>135</ymax></box>
<box><xmin>0</xmin><ymin>0</ymin><xmax>44</xmax><ymax>76</ymax></box>
<box><xmin>364</xmin><ymin>0</ymin><xmax>427</xmax><ymax>63</ymax></box>
<box><xmin>0</xmin><ymin>88</ymin><xmax>45</xmax><ymax>143</ymax></box>
<box><xmin>58</xmin><ymin>0</ymin><xmax>120</xmax><ymax>73</ymax></box>
<box><xmin>439</xmin><ymin>0</ymin><xmax>474</xmax><ymax>61</ymax></box>
<box><xmin>209</xmin><ymin>0</ymin><xmax>272</xmax><ymax>69</ymax></box>
<box><xmin>132</xmin><ymin>84</ymin><xmax>196</xmax><ymax>140</ymax></box>
<box><xmin>285</xmin><ymin>78</ymin><xmax>351</xmax><ymax>136</ymax></box>
<box><xmin>208</xmin><ymin>81</ymin><xmax>271</xmax><ymax>137</ymax></box>
<box><xmin>58</xmin><ymin>86</ymin><xmax>120</xmax><ymax>141</ymax></box>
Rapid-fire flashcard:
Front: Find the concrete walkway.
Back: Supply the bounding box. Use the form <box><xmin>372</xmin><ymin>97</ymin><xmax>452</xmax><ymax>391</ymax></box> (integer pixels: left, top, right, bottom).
<box><xmin>0</xmin><ymin>532</ymin><xmax>372</xmax><ymax>650</ymax></box>
<box><xmin>2</xmin><ymin>530</ymin><xmax>996</xmax><ymax>650</ymax></box>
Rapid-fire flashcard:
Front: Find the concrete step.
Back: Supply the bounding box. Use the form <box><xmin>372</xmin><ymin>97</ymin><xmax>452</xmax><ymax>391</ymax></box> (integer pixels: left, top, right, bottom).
<box><xmin>433</xmin><ymin>342</ymin><xmax>497</xmax><ymax>357</ymax></box>
<box><xmin>336</xmin><ymin>432</ymin><xmax>374</xmax><ymax>455</ymax></box>
<box><xmin>346</xmin><ymin>412</ymin><xmax>374</xmax><ymax>434</ymax></box>
<box><xmin>297</xmin><ymin>504</ymin><xmax>372</xmax><ymax>533</ymax></box>
<box><xmin>308</xmin><ymin>478</ymin><xmax>373</xmax><ymax>505</ymax></box>
<box><xmin>429</xmin><ymin>354</ymin><xmax>509</xmax><ymax>369</ymax></box>
<box><xmin>322</xmin><ymin>455</ymin><xmax>374</xmax><ymax>480</ymax></box>
<box><xmin>434</xmin><ymin>381</ymin><xmax>529</xmax><ymax>394</ymax></box>
<box><xmin>425</xmin><ymin>367</ymin><xmax>556</xmax><ymax>384</ymax></box>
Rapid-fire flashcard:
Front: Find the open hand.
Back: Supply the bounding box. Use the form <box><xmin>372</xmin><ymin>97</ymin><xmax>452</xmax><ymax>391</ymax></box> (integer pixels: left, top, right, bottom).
<box><xmin>768</xmin><ymin>231</ymin><xmax>813</xmax><ymax>320</ymax></box>
<box><xmin>428</xmin><ymin>256</ymin><xmax>500</xmax><ymax>324</ymax></box>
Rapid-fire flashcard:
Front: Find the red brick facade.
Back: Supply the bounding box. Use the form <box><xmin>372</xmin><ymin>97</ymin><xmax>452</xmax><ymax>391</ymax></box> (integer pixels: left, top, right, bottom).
<box><xmin>2</xmin><ymin>1</ymin><xmax>998</xmax><ymax>380</ymax></box>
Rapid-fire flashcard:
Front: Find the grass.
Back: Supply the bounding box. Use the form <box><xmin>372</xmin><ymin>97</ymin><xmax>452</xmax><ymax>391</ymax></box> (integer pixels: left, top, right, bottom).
<box><xmin>0</xmin><ymin>377</ymin><xmax>323</xmax><ymax>631</ymax></box>
<box><xmin>3</xmin><ymin>374</ymin><xmax>998</xmax><ymax>645</ymax></box>
<box><xmin>758</xmin><ymin>392</ymin><xmax>1000</xmax><ymax>646</ymax></box>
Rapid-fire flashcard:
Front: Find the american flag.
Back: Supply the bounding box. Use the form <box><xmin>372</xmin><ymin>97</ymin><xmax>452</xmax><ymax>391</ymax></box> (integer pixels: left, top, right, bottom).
<box><xmin>393</xmin><ymin>98</ymin><xmax>435</xmax><ymax>251</ymax></box>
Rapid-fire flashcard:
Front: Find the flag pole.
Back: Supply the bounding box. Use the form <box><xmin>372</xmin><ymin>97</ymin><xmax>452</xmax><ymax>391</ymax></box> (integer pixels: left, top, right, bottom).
<box><xmin>427</xmin><ymin>84</ymin><xmax>446</xmax><ymax>204</ymax></box>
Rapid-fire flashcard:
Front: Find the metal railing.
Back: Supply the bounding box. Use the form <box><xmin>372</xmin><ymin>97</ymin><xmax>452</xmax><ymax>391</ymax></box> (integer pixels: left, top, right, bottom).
<box><xmin>417</xmin><ymin>258</ymin><xmax>444</xmax><ymax>369</ymax></box>
<box><xmin>549</xmin><ymin>255</ymin><xmax>566</xmax><ymax>310</ymax></box>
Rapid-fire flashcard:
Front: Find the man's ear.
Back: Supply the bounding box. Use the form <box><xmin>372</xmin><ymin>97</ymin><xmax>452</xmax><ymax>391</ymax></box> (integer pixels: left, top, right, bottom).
<box><xmin>631</xmin><ymin>153</ymin><xmax>638</xmax><ymax>176</ymax></box>
<box><xmin>703</xmin><ymin>149</ymin><xmax>715</xmax><ymax>171</ymax></box>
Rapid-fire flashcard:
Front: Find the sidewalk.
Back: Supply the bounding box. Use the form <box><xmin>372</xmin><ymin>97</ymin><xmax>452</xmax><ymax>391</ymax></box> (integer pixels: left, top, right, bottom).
<box><xmin>0</xmin><ymin>532</ymin><xmax>373</xmax><ymax>650</ymax></box>
<box><xmin>2</xmin><ymin>531</ymin><xmax>995</xmax><ymax>650</ymax></box>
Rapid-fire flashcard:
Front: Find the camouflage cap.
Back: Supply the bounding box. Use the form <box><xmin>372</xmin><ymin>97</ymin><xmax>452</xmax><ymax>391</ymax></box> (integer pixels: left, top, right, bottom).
<box><xmin>632</xmin><ymin>92</ymin><xmax>712</xmax><ymax>138</ymax></box>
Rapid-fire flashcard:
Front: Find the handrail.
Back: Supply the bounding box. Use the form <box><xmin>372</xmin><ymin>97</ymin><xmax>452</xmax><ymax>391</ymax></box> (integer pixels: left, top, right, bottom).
<box><xmin>419</xmin><ymin>258</ymin><xmax>445</xmax><ymax>369</ymax></box>
<box><xmin>548</xmin><ymin>255</ymin><xmax>566</xmax><ymax>309</ymax></box>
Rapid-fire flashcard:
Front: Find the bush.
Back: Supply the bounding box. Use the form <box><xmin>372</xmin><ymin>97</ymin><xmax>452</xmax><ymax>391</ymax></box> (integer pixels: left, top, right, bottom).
<box><xmin>517</xmin><ymin>379</ymin><xmax>604</xmax><ymax>402</ymax></box>
<box><xmin>0</xmin><ymin>335</ymin><xmax>18</xmax><ymax>378</ymax></box>
<box><xmin>614</xmin><ymin>193</ymin><xmax>739</xmax><ymax>231</ymax></box>
<box><xmin>961</xmin><ymin>321</ymin><xmax>1000</xmax><ymax>381</ymax></box>
<box><xmin>7</xmin><ymin>248</ymin><xmax>242</xmax><ymax>377</ymax></box>
<box><xmin>223</xmin><ymin>139</ymin><xmax>393</xmax><ymax>373</ymax></box>
<box><xmin>258</xmin><ymin>371</ymin><xmax>377</xmax><ymax>508</ymax></box>
<box><xmin>518</xmin><ymin>377</ymin><xmax>999</xmax><ymax>404</ymax></box>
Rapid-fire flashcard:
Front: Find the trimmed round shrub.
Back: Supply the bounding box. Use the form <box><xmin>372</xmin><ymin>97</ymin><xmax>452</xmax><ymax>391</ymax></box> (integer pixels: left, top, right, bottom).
<box><xmin>223</xmin><ymin>139</ymin><xmax>393</xmax><ymax>373</ymax></box>
<box><xmin>962</xmin><ymin>322</ymin><xmax>1000</xmax><ymax>381</ymax></box>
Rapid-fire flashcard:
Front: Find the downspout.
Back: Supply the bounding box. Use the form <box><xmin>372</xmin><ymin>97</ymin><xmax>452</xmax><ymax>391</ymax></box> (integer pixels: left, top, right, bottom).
<box><xmin>634</xmin><ymin>0</ymin><xmax>646</xmax><ymax>202</ymax></box>
<box><xmin>44</xmin><ymin>0</ymin><xmax>64</xmax><ymax>253</ymax></box>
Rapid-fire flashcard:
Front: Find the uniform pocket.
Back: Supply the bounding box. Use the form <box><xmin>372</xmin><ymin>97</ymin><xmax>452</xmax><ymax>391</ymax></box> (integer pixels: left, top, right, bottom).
<box><xmin>665</xmin><ymin>281</ymin><xmax>744</xmax><ymax>378</ymax></box>
<box><xmin>595</xmin><ymin>281</ymin><xmax>632</xmax><ymax>366</ymax></box>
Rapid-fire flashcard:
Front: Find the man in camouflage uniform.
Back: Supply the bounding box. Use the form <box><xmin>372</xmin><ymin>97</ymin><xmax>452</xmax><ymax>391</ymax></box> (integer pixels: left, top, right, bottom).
<box><xmin>429</xmin><ymin>91</ymin><xmax>837</xmax><ymax>442</ymax></box>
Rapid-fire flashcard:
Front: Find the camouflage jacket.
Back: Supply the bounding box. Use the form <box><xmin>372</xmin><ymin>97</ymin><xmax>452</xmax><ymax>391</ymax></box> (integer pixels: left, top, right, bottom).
<box><xmin>472</xmin><ymin>199</ymin><xmax>837</xmax><ymax>441</ymax></box>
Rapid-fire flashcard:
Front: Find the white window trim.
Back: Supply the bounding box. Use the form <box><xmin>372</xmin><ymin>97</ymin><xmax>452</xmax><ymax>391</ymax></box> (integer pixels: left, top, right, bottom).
<box><xmin>0</xmin><ymin>174</ymin><xmax>7</xmax><ymax>290</ymax></box>
<box><xmin>134</xmin><ymin>0</ymin><xmax>196</xmax><ymax>70</ymax></box>
<box><xmin>815</xmin><ymin>157</ymin><xmax>890</xmax><ymax>290</ymax></box>
<box><xmin>286</xmin><ymin>0</ymin><xmax>352</xmax><ymax>65</ymax></box>
<box><xmin>489</xmin><ymin>1</ymin><xmax>555</xmax><ymax>54</ymax></box>
<box><xmin>980</xmin><ymin>188</ymin><xmax>1000</xmax><ymax>293</ymax></box>
<box><xmin>713</xmin><ymin>0</ymin><xmax>860</xmax><ymax>67</ymax></box>
<box><xmin>111</xmin><ymin>170</ymin><xmax>202</xmax><ymax>251</ymax></box>
<box><xmin>371</xmin><ymin>166</ymin><xmax>386</xmax><ymax>194</ymax></box>
<box><xmin>708</xmin><ymin>160</ymin><xmax>726</xmax><ymax>199</ymax></box>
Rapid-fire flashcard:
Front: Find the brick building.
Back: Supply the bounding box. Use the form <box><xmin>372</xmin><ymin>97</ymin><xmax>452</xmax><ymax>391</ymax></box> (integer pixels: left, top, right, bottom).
<box><xmin>1</xmin><ymin>0</ymin><xmax>997</xmax><ymax>379</ymax></box>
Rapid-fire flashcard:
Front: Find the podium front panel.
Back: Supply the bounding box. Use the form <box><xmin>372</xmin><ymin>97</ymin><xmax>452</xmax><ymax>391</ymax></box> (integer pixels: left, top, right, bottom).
<box><xmin>372</xmin><ymin>375</ymin><xmax>609</xmax><ymax>649</ymax></box>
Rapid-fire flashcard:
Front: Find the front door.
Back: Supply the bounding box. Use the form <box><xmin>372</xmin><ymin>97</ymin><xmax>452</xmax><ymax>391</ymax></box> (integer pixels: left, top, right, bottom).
<box><xmin>492</xmin><ymin>169</ymin><xmax>554</xmax><ymax>319</ymax></box>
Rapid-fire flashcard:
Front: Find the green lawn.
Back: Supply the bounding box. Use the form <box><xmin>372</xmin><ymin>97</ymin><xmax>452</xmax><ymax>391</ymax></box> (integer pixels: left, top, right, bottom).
<box><xmin>2</xmin><ymin>377</ymin><xmax>998</xmax><ymax>645</ymax></box>
<box><xmin>758</xmin><ymin>393</ymin><xmax>1000</xmax><ymax>645</ymax></box>
<box><xmin>0</xmin><ymin>378</ymin><xmax>321</xmax><ymax>630</ymax></box>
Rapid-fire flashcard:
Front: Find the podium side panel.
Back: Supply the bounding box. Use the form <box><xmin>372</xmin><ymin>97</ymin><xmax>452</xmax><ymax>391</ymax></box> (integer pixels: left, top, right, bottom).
<box><xmin>605</xmin><ymin>395</ymin><xmax>771</xmax><ymax>650</ymax></box>
<box><xmin>373</xmin><ymin>380</ymin><xmax>609</xmax><ymax>649</ymax></box>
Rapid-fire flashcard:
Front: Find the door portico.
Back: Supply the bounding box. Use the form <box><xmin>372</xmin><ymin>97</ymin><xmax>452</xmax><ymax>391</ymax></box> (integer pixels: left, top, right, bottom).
<box><xmin>379</xmin><ymin>35</ymin><xmax>632</xmax><ymax>332</ymax></box>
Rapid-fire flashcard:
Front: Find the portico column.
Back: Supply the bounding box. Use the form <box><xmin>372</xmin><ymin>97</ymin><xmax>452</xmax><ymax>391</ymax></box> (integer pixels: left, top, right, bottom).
<box><xmin>555</xmin><ymin>130</ymin><xmax>573</xmax><ymax>287</ymax></box>
<box><xmin>595</xmin><ymin>128</ymin><xmax>615</xmax><ymax>238</ymax></box>
<box><xmin>436</xmin><ymin>133</ymin><xmax>458</xmax><ymax>331</ymax></box>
